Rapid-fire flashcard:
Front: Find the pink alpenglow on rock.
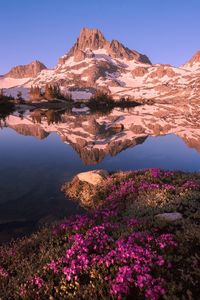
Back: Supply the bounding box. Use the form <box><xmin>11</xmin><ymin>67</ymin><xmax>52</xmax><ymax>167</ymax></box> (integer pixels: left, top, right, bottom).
<box><xmin>77</xmin><ymin>169</ymin><xmax>109</xmax><ymax>185</ymax></box>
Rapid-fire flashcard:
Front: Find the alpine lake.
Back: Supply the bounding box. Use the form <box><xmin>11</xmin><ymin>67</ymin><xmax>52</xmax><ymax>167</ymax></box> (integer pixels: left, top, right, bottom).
<box><xmin>0</xmin><ymin>101</ymin><xmax>200</xmax><ymax>243</ymax></box>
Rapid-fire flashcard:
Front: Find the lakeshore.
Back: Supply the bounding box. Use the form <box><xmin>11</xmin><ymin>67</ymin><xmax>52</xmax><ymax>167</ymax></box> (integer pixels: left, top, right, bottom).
<box><xmin>0</xmin><ymin>168</ymin><xmax>200</xmax><ymax>299</ymax></box>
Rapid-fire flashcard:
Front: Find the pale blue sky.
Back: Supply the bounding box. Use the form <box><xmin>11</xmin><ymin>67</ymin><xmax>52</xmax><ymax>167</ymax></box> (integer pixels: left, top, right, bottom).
<box><xmin>0</xmin><ymin>0</ymin><xmax>200</xmax><ymax>74</ymax></box>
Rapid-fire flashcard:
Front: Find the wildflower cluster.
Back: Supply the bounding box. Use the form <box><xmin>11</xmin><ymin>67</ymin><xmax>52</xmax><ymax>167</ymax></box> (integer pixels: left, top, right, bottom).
<box><xmin>0</xmin><ymin>169</ymin><xmax>200</xmax><ymax>299</ymax></box>
<box><xmin>40</xmin><ymin>220</ymin><xmax>176</xmax><ymax>300</ymax></box>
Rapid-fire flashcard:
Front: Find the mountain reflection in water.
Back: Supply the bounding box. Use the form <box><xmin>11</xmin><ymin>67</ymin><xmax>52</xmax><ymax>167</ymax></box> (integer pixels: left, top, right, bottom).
<box><xmin>4</xmin><ymin>103</ymin><xmax>200</xmax><ymax>165</ymax></box>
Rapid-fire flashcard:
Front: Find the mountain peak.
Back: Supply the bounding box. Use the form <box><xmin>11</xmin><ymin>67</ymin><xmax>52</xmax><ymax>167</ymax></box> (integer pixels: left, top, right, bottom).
<box><xmin>107</xmin><ymin>39</ymin><xmax>151</xmax><ymax>64</ymax></box>
<box><xmin>64</xmin><ymin>27</ymin><xmax>151</xmax><ymax>64</ymax></box>
<box><xmin>78</xmin><ymin>27</ymin><xmax>107</xmax><ymax>50</ymax></box>
<box><xmin>189</xmin><ymin>50</ymin><xmax>200</xmax><ymax>64</ymax></box>
<box><xmin>67</xmin><ymin>27</ymin><xmax>108</xmax><ymax>59</ymax></box>
<box><xmin>5</xmin><ymin>60</ymin><xmax>47</xmax><ymax>78</ymax></box>
<box><xmin>182</xmin><ymin>50</ymin><xmax>200</xmax><ymax>70</ymax></box>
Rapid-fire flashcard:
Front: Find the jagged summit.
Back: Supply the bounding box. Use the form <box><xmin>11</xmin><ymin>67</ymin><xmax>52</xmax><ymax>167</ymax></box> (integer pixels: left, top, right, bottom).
<box><xmin>62</xmin><ymin>27</ymin><xmax>151</xmax><ymax>64</ymax></box>
<box><xmin>181</xmin><ymin>50</ymin><xmax>200</xmax><ymax>71</ymax></box>
<box><xmin>186</xmin><ymin>50</ymin><xmax>200</xmax><ymax>65</ymax></box>
<box><xmin>72</xmin><ymin>28</ymin><xmax>108</xmax><ymax>51</ymax></box>
<box><xmin>5</xmin><ymin>60</ymin><xmax>47</xmax><ymax>79</ymax></box>
<box><xmin>107</xmin><ymin>39</ymin><xmax>151</xmax><ymax>63</ymax></box>
<box><xmin>65</xmin><ymin>28</ymin><xmax>108</xmax><ymax>62</ymax></box>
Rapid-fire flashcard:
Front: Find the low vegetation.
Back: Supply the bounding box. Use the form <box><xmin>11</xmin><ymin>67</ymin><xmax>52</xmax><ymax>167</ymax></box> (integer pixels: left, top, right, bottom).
<box><xmin>0</xmin><ymin>89</ymin><xmax>15</xmax><ymax>123</ymax></box>
<box><xmin>0</xmin><ymin>89</ymin><xmax>14</xmax><ymax>102</ymax></box>
<box><xmin>29</xmin><ymin>84</ymin><xmax>71</xmax><ymax>102</ymax></box>
<box><xmin>88</xmin><ymin>91</ymin><xmax>141</xmax><ymax>112</ymax></box>
<box><xmin>87</xmin><ymin>91</ymin><xmax>115</xmax><ymax>110</ymax></box>
<box><xmin>0</xmin><ymin>169</ymin><xmax>200</xmax><ymax>299</ymax></box>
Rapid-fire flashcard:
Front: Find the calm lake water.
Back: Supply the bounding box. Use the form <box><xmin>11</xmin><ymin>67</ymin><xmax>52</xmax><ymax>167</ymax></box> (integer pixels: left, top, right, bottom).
<box><xmin>0</xmin><ymin>106</ymin><xmax>200</xmax><ymax>242</ymax></box>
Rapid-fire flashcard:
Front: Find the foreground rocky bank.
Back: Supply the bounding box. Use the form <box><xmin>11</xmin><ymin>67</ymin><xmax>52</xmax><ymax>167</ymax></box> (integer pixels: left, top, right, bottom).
<box><xmin>1</xmin><ymin>169</ymin><xmax>200</xmax><ymax>299</ymax></box>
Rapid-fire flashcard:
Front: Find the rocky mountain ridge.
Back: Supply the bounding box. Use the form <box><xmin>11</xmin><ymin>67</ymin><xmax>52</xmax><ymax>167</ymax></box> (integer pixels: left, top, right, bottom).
<box><xmin>1</xmin><ymin>28</ymin><xmax>200</xmax><ymax>102</ymax></box>
<box><xmin>62</xmin><ymin>28</ymin><xmax>151</xmax><ymax>64</ymax></box>
<box><xmin>5</xmin><ymin>61</ymin><xmax>47</xmax><ymax>79</ymax></box>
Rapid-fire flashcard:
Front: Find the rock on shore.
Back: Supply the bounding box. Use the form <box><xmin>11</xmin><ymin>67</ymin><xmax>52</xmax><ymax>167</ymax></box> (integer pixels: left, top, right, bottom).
<box><xmin>61</xmin><ymin>170</ymin><xmax>109</xmax><ymax>208</ymax></box>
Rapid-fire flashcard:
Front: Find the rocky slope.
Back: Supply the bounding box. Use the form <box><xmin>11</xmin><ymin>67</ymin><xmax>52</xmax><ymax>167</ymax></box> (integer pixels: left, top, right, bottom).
<box><xmin>62</xmin><ymin>28</ymin><xmax>151</xmax><ymax>64</ymax></box>
<box><xmin>1</xmin><ymin>28</ymin><xmax>200</xmax><ymax>102</ymax></box>
<box><xmin>5</xmin><ymin>60</ymin><xmax>47</xmax><ymax>79</ymax></box>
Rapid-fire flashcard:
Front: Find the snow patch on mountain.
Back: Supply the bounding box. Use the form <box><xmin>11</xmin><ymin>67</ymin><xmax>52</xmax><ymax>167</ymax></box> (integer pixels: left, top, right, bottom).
<box><xmin>0</xmin><ymin>77</ymin><xmax>30</xmax><ymax>89</ymax></box>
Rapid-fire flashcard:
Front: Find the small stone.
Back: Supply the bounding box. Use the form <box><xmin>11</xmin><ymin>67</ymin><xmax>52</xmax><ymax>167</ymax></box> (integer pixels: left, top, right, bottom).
<box><xmin>155</xmin><ymin>212</ymin><xmax>183</xmax><ymax>222</ymax></box>
<box><xmin>77</xmin><ymin>169</ymin><xmax>109</xmax><ymax>186</ymax></box>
